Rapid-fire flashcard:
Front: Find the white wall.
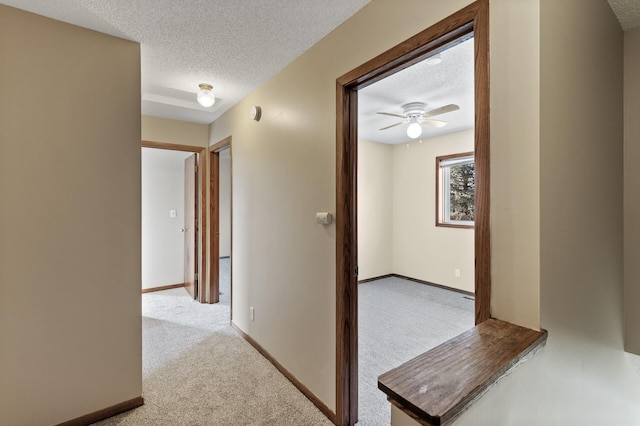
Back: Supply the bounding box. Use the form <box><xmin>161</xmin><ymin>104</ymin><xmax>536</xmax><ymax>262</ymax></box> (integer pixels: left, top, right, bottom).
<box><xmin>358</xmin><ymin>131</ymin><xmax>475</xmax><ymax>292</ymax></box>
<box><xmin>624</xmin><ymin>27</ymin><xmax>640</xmax><ymax>355</ymax></box>
<box><xmin>142</xmin><ymin>148</ymin><xmax>192</xmax><ymax>289</ymax></box>
<box><xmin>358</xmin><ymin>139</ymin><xmax>393</xmax><ymax>280</ymax></box>
<box><xmin>219</xmin><ymin>150</ymin><xmax>232</xmax><ymax>257</ymax></box>
<box><xmin>392</xmin><ymin>130</ymin><xmax>474</xmax><ymax>293</ymax></box>
<box><xmin>0</xmin><ymin>5</ymin><xmax>141</xmax><ymax>425</ymax></box>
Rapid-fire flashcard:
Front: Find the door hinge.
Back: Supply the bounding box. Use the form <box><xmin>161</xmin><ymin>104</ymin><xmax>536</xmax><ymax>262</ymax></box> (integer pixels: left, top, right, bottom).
<box><xmin>355</xmin><ymin>266</ymin><xmax>359</xmax><ymax>276</ymax></box>
<box><xmin>195</xmin><ymin>165</ymin><xmax>199</xmax><ymax>173</ymax></box>
<box><xmin>195</xmin><ymin>272</ymin><xmax>199</xmax><ymax>282</ymax></box>
<box><xmin>195</xmin><ymin>219</ymin><xmax>199</xmax><ymax>227</ymax></box>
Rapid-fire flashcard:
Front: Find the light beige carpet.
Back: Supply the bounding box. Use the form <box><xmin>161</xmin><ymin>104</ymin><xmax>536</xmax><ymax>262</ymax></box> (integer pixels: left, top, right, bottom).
<box><xmin>94</xmin><ymin>260</ymin><xmax>332</xmax><ymax>426</ymax></box>
<box><xmin>95</xmin><ymin>260</ymin><xmax>473</xmax><ymax>425</ymax></box>
<box><xmin>357</xmin><ymin>277</ymin><xmax>474</xmax><ymax>425</ymax></box>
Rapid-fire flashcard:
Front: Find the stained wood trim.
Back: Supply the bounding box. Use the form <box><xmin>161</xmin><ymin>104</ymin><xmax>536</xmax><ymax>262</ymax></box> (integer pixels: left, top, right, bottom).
<box><xmin>141</xmin><ymin>140</ymin><xmax>209</xmax><ymax>305</ymax></box>
<box><xmin>378</xmin><ymin>319</ymin><xmax>546</xmax><ymax>426</ymax></box>
<box><xmin>209</xmin><ymin>136</ymin><xmax>232</xmax><ymax>152</ymax></box>
<box><xmin>209</xmin><ymin>150</ymin><xmax>220</xmax><ymax>304</ymax></box>
<box><xmin>231</xmin><ymin>322</ymin><xmax>336</xmax><ymax>424</ymax></box>
<box><xmin>357</xmin><ymin>274</ymin><xmax>394</xmax><ymax>284</ymax></box>
<box><xmin>358</xmin><ymin>274</ymin><xmax>474</xmax><ymax>297</ymax></box>
<box><xmin>208</xmin><ymin>136</ymin><xmax>232</xmax><ymax>307</ymax></box>
<box><xmin>391</xmin><ymin>274</ymin><xmax>475</xmax><ymax>297</ymax></box>
<box><xmin>435</xmin><ymin>151</ymin><xmax>475</xmax><ymax>230</ymax></box>
<box><xmin>198</xmin><ymin>149</ymin><xmax>208</xmax><ymax>303</ymax></box>
<box><xmin>336</xmin><ymin>81</ymin><xmax>359</xmax><ymax>426</ymax></box>
<box><xmin>56</xmin><ymin>396</ymin><xmax>143</xmax><ymax>426</ymax></box>
<box><xmin>142</xmin><ymin>283</ymin><xmax>185</xmax><ymax>293</ymax></box>
<box><xmin>335</xmin><ymin>1</ymin><xmax>490</xmax><ymax>424</ymax></box>
<box><xmin>472</xmin><ymin>0</ymin><xmax>491</xmax><ymax>324</ymax></box>
<box><xmin>141</xmin><ymin>140</ymin><xmax>204</xmax><ymax>152</ymax></box>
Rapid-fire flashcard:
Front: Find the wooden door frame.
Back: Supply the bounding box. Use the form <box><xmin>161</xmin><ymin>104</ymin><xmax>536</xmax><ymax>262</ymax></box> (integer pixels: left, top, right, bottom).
<box><xmin>209</xmin><ymin>137</ymin><xmax>232</xmax><ymax>308</ymax></box>
<box><xmin>334</xmin><ymin>1</ymin><xmax>490</xmax><ymax>424</ymax></box>
<box><xmin>141</xmin><ymin>140</ymin><xmax>209</xmax><ymax>303</ymax></box>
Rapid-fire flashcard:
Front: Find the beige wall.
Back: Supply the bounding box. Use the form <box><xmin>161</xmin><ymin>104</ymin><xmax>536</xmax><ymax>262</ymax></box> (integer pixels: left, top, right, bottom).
<box><xmin>210</xmin><ymin>0</ymin><xmax>640</xmax><ymax>422</ymax></box>
<box><xmin>624</xmin><ymin>27</ymin><xmax>640</xmax><ymax>354</ymax></box>
<box><xmin>392</xmin><ymin>130</ymin><xmax>474</xmax><ymax>293</ymax></box>
<box><xmin>358</xmin><ymin>139</ymin><xmax>393</xmax><ymax>280</ymax></box>
<box><xmin>439</xmin><ymin>0</ymin><xmax>640</xmax><ymax>424</ymax></box>
<box><xmin>142</xmin><ymin>115</ymin><xmax>209</xmax><ymax>147</ymax></box>
<box><xmin>0</xmin><ymin>6</ymin><xmax>141</xmax><ymax>425</ymax></box>
<box><xmin>208</xmin><ymin>0</ymin><xmax>516</xmax><ymax>412</ymax></box>
<box><xmin>488</xmin><ymin>0</ymin><xmax>541</xmax><ymax>329</ymax></box>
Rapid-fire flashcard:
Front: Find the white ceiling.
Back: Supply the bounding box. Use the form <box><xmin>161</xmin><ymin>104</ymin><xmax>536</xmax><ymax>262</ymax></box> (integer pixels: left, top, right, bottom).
<box><xmin>608</xmin><ymin>0</ymin><xmax>640</xmax><ymax>30</ymax></box>
<box><xmin>1</xmin><ymin>0</ymin><xmax>637</xmax><ymax>132</ymax></box>
<box><xmin>359</xmin><ymin>37</ymin><xmax>475</xmax><ymax>145</ymax></box>
<box><xmin>0</xmin><ymin>0</ymin><xmax>369</xmax><ymax>124</ymax></box>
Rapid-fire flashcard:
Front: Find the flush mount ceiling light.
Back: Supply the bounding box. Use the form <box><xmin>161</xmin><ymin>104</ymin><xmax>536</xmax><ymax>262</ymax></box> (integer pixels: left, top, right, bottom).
<box><xmin>197</xmin><ymin>83</ymin><xmax>215</xmax><ymax>107</ymax></box>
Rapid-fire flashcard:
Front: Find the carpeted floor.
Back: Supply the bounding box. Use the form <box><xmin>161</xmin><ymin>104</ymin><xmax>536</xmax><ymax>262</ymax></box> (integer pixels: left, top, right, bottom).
<box><xmin>95</xmin><ymin>259</ymin><xmax>332</xmax><ymax>426</ymax></box>
<box><xmin>357</xmin><ymin>277</ymin><xmax>474</xmax><ymax>425</ymax></box>
<box><xmin>95</xmin><ymin>261</ymin><xmax>473</xmax><ymax>425</ymax></box>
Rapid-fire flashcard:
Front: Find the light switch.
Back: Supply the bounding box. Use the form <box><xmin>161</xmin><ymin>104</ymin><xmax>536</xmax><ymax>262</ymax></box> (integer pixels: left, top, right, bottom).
<box><xmin>169</xmin><ymin>209</ymin><xmax>177</xmax><ymax>218</ymax></box>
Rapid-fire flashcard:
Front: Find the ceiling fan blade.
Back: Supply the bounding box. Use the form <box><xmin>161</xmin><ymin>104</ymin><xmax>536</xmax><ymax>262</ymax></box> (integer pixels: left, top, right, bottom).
<box><xmin>421</xmin><ymin>119</ymin><xmax>447</xmax><ymax>128</ymax></box>
<box><xmin>379</xmin><ymin>122</ymin><xmax>404</xmax><ymax>131</ymax></box>
<box><xmin>424</xmin><ymin>104</ymin><xmax>460</xmax><ymax>118</ymax></box>
<box><xmin>377</xmin><ymin>112</ymin><xmax>407</xmax><ymax>119</ymax></box>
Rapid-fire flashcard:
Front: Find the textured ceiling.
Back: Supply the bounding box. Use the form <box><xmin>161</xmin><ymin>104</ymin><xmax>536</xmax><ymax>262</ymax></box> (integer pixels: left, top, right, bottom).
<box><xmin>0</xmin><ymin>0</ymin><xmax>369</xmax><ymax>124</ymax></box>
<box><xmin>359</xmin><ymin>37</ymin><xmax>474</xmax><ymax>145</ymax></box>
<box><xmin>1</xmin><ymin>0</ymin><xmax>636</xmax><ymax>129</ymax></box>
<box><xmin>608</xmin><ymin>0</ymin><xmax>640</xmax><ymax>30</ymax></box>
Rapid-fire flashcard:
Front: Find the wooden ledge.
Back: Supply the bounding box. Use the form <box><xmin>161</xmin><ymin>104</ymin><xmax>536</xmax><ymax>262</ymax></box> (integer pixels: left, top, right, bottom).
<box><xmin>378</xmin><ymin>319</ymin><xmax>547</xmax><ymax>426</ymax></box>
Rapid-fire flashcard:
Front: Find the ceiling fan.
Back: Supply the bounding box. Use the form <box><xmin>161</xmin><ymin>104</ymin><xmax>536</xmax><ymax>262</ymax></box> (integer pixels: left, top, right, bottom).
<box><xmin>377</xmin><ymin>102</ymin><xmax>460</xmax><ymax>138</ymax></box>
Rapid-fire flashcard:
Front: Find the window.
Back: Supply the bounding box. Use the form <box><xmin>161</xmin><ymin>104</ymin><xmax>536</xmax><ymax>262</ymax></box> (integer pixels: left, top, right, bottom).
<box><xmin>437</xmin><ymin>152</ymin><xmax>475</xmax><ymax>228</ymax></box>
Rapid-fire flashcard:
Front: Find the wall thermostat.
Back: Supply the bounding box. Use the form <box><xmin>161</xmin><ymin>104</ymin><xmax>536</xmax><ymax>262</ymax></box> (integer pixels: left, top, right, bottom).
<box><xmin>315</xmin><ymin>212</ymin><xmax>332</xmax><ymax>225</ymax></box>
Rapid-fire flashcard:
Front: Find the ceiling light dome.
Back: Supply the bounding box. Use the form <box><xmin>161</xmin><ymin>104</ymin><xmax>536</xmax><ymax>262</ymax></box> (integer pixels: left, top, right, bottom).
<box><xmin>407</xmin><ymin>121</ymin><xmax>422</xmax><ymax>139</ymax></box>
<box><xmin>197</xmin><ymin>83</ymin><xmax>215</xmax><ymax>107</ymax></box>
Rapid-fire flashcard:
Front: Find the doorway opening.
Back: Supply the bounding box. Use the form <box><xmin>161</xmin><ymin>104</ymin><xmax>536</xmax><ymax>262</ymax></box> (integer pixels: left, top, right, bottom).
<box><xmin>356</xmin><ymin>34</ymin><xmax>476</xmax><ymax>424</ymax></box>
<box><xmin>141</xmin><ymin>141</ymin><xmax>209</xmax><ymax>302</ymax></box>
<box><xmin>335</xmin><ymin>1</ymin><xmax>489</xmax><ymax>424</ymax></box>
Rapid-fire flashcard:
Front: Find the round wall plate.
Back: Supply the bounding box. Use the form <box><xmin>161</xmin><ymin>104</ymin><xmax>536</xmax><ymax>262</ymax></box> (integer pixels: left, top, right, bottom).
<box><xmin>250</xmin><ymin>105</ymin><xmax>262</xmax><ymax>121</ymax></box>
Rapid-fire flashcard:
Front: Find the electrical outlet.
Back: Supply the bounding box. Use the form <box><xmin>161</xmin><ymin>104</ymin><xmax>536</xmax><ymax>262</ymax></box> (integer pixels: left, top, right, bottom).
<box><xmin>455</xmin><ymin>269</ymin><xmax>461</xmax><ymax>278</ymax></box>
<box><xmin>249</xmin><ymin>306</ymin><xmax>255</xmax><ymax>321</ymax></box>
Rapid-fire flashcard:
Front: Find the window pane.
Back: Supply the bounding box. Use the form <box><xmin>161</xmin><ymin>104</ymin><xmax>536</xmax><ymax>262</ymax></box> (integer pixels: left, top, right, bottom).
<box><xmin>436</xmin><ymin>152</ymin><xmax>474</xmax><ymax>227</ymax></box>
<box><xmin>448</xmin><ymin>163</ymin><xmax>475</xmax><ymax>221</ymax></box>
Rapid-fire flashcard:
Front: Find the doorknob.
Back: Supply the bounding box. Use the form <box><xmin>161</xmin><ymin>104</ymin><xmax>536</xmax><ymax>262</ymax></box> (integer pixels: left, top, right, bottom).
<box><xmin>181</xmin><ymin>228</ymin><xmax>186</xmax><ymax>233</ymax></box>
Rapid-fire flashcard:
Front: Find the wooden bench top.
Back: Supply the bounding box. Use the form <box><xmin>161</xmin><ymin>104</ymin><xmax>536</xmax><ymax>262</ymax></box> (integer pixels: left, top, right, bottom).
<box><xmin>378</xmin><ymin>318</ymin><xmax>547</xmax><ymax>426</ymax></box>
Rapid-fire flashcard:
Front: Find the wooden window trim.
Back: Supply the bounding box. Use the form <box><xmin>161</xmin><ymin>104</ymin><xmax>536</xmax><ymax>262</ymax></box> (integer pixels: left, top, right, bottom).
<box><xmin>335</xmin><ymin>1</ymin><xmax>490</xmax><ymax>424</ymax></box>
<box><xmin>436</xmin><ymin>151</ymin><xmax>475</xmax><ymax>229</ymax></box>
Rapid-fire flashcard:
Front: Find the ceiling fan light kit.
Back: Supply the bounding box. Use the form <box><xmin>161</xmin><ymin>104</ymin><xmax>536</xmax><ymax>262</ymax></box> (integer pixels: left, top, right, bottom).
<box><xmin>406</xmin><ymin>121</ymin><xmax>422</xmax><ymax>138</ymax></box>
<box><xmin>377</xmin><ymin>101</ymin><xmax>460</xmax><ymax>139</ymax></box>
<box><xmin>197</xmin><ymin>83</ymin><xmax>215</xmax><ymax>107</ymax></box>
